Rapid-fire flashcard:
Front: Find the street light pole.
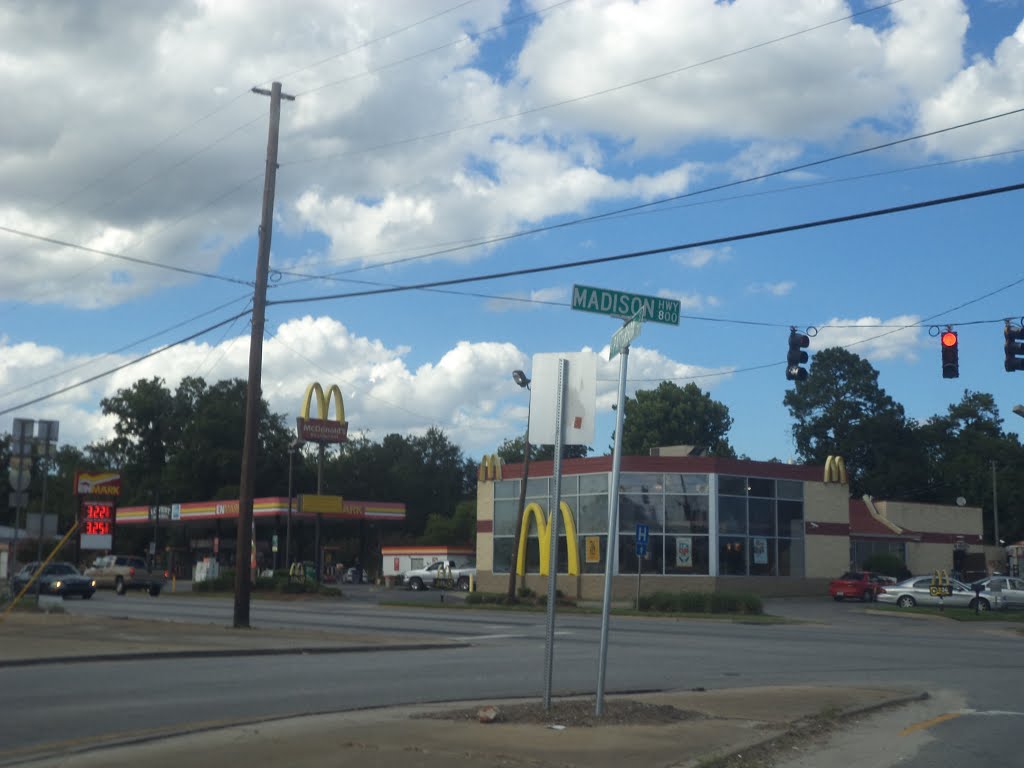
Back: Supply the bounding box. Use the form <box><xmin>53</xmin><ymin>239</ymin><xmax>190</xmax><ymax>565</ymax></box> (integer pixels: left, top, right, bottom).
<box><xmin>507</xmin><ymin>370</ymin><xmax>531</xmax><ymax>601</ymax></box>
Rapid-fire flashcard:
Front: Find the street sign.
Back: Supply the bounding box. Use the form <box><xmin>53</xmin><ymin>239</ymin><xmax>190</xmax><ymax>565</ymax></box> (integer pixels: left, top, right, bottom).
<box><xmin>572</xmin><ymin>284</ymin><xmax>680</xmax><ymax>325</ymax></box>
<box><xmin>609</xmin><ymin>309</ymin><xmax>645</xmax><ymax>361</ymax></box>
<box><xmin>8</xmin><ymin>456</ymin><xmax>31</xmax><ymax>492</ymax></box>
<box><xmin>636</xmin><ymin>523</ymin><xmax>649</xmax><ymax>557</ymax></box>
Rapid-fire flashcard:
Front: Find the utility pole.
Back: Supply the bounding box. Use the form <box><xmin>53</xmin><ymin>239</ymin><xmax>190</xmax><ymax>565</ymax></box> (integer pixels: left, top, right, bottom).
<box><xmin>991</xmin><ymin>460</ymin><xmax>999</xmax><ymax>545</ymax></box>
<box><xmin>234</xmin><ymin>82</ymin><xmax>294</xmax><ymax>629</ymax></box>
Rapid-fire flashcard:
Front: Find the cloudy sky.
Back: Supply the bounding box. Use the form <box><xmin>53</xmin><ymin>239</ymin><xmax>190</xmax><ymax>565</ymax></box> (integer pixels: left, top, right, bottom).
<box><xmin>2</xmin><ymin>0</ymin><xmax>1024</xmax><ymax>468</ymax></box>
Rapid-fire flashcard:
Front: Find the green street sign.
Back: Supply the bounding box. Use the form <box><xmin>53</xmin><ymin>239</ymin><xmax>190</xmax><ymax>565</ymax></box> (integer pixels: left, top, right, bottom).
<box><xmin>609</xmin><ymin>309</ymin><xmax>644</xmax><ymax>361</ymax></box>
<box><xmin>571</xmin><ymin>284</ymin><xmax>680</xmax><ymax>325</ymax></box>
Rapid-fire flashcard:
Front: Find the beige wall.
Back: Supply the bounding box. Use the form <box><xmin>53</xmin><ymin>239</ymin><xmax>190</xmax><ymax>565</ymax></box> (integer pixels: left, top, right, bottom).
<box><xmin>876</xmin><ymin>500</ymin><xmax>983</xmax><ymax>536</ymax></box>
<box><xmin>804</xmin><ymin>534</ymin><xmax>850</xmax><ymax>578</ymax></box>
<box><xmin>475</xmin><ymin>479</ymin><xmax>495</xmax><ymax>572</ymax></box>
<box><xmin>804</xmin><ymin>480</ymin><xmax>849</xmax><ymax>524</ymax></box>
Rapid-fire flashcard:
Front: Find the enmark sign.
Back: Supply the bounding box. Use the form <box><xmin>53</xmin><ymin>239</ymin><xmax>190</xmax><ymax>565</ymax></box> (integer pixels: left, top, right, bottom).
<box><xmin>75</xmin><ymin>471</ymin><xmax>121</xmax><ymax>496</ymax></box>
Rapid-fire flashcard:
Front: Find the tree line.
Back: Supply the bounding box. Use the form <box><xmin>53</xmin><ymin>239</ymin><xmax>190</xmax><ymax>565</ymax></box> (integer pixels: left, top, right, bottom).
<box><xmin>3</xmin><ymin>347</ymin><xmax>1022</xmax><ymax>548</ymax></box>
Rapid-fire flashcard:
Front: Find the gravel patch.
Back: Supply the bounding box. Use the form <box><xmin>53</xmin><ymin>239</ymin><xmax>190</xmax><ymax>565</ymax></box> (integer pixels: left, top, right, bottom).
<box><xmin>417</xmin><ymin>699</ymin><xmax>703</xmax><ymax>728</ymax></box>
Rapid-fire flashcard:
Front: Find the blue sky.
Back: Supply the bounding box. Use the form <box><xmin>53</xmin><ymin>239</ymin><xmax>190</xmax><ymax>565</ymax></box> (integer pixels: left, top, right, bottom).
<box><xmin>1</xmin><ymin>0</ymin><xmax>1023</xmax><ymax>467</ymax></box>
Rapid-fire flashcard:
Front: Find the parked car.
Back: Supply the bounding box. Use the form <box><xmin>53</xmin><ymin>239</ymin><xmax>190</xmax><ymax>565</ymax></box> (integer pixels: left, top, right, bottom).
<box><xmin>971</xmin><ymin>576</ymin><xmax>1024</xmax><ymax>609</ymax></box>
<box><xmin>875</xmin><ymin>575</ymin><xmax>1001</xmax><ymax>611</ymax></box>
<box><xmin>84</xmin><ymin>555</ymin><xmax>165</xmax><ymax>596</ymax></box>
<box><xmin>10</xmin><ymin>561</ymin><xmax>96</xmax><ymax>599</ymax></box>
<box><xmin>343</xmin><ymin>566</ymin><xmax>367</xmax><ymax>584</ymax></box>
<box><xmin>829</xmin><ymin>571</ymin><xmax>885</xmax><ymax>602</ymax></box>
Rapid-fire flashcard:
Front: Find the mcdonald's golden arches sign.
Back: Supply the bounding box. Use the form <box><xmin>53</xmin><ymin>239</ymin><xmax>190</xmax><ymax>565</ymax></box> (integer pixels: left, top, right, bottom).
<box><xmin>297</xmin><ymin>382</ymin><xmax>349</xmax><ymax>444</ymax></box>
<box><xmin>478</xmin><ymin>454</ymin><xmax>503</xmax><ymax>482</ymax></box>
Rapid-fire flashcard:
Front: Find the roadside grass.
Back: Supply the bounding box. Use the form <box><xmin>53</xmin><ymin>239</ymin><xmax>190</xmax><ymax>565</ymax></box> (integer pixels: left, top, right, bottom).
<box><xmin>870</xmin><ymin>604</ymin><xmax>1024</xmax><ymax>622</ymax></box>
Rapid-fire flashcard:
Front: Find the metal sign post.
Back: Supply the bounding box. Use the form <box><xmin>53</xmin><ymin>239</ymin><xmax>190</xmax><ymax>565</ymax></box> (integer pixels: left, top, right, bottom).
<box><xmin>635</xmin><ymin>523</ymin><xmax>649</xmax><ymax>610</ymax></box>
<box><xmin>596</xmin><ymin>342</ymin><xmax>630</xmax><ymax>717</ymax></box>
<box><xmin>542</xmin><ymin>358</ymin><xmax>568</xmax><ymax>712</ymax></box>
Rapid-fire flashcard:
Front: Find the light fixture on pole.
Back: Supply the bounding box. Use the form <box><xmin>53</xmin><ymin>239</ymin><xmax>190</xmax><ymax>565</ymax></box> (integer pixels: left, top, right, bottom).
<box><xmin>507</xmin><ymin>370</ymin><xmax>531</xmax><ymax>601</ymax></box>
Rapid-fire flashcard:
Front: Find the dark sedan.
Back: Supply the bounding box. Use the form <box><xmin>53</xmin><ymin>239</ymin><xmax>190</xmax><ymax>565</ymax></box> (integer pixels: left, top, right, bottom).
<box><xmin>10</xmin><ymin>561</ymin><xmax>96</xmax><ymax>599</ymax></box>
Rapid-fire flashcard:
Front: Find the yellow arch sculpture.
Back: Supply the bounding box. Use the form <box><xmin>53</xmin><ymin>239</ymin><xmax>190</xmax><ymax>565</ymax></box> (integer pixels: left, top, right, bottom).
<box><xmin>516</xmin><ymin>501</ymin><xmax>580</xmax><ymax>576</ymax></box>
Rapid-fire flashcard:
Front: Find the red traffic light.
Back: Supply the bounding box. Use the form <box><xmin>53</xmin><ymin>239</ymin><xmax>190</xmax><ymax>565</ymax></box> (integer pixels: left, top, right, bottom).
<box><xmin>941</xmin><ymin>331</ymin><xmax>958</xmax><ymax>347</ymax></box>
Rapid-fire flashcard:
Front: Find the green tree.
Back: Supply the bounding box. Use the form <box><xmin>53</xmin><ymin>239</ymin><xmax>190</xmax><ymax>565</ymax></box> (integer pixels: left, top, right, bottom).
<box><xmin>783</xmin><ymin>347</ymin><xmax>927</xmax><ymax>496</ymax></box>
<box><xmin>917</xmin><ymin>391</ymin><xmax>1024</xmax><ymax>540</ymax></box>
<box><xmin>495</xmin><ymin>436</ymin><xmax>588</xmax><ymax>464</ymax></box>
<box><xmin>620</xmin><ymin>381</ymin><xmax>735</xmax><ymax>457</ymax></box>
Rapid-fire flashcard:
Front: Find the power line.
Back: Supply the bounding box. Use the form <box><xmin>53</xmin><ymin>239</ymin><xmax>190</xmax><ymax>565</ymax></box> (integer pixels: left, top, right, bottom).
<box><xmin>0</xmin><ymin>224</ymin><xmax>254</xmax><ymax>287</ymax></box>
<box><xmin>280</xmin><ymin>105</ymin><xmax>1024</xmax><ymax>281</ymax></box>
<box><xmin>0</xmin><ymin>309</ymin><xmax>253</xmax><ymax>418</ymax></box>
<box><xmin>0</xmin><ymin>294</ymin><xmax>253</xmax><ymax>405</ymax></box>
<box><xmin>267</xmin><ymin>181</ymin><xmax>1024</xmax><ymax>307</ymax></box>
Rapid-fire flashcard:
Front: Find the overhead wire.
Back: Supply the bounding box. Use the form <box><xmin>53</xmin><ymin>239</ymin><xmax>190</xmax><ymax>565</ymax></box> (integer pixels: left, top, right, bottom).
<box><xmin>267</xmin><ymin>181</ymin><xmax>1024</xmax><ymax>307</ymax></box>
<box><xmin>3</xmin><ymin>179</ymin><xmax>1022</xmax><ymax>416</ymax></box>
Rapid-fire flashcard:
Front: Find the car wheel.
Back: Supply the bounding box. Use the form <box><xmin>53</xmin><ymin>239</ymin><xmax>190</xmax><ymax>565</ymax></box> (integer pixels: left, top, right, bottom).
<box><xmin>409</xmin><ymin>577</ymin><xmax>424</xmax><ymax>591</ymax></box>
<box><xmin>833</xmin><ymin>595</ymin><xmax>843</xmax><ymax>602</ymax></box>
<box><xmin>896</xmin><ymin>595</ymin><xmax>916</xmax><ymax>608</ymax></box>
<box><xmin>861</xmin><ymin>590</ymin><xmax>874</xmax><ymax>602</ymax></box>
<box><xmin>457</xmin><ymin>576</ymin><xmax>470</xmax><ymax>592</ymax></box>
<box><xmin>148</xmin><ymin>585</ymin><xmax>161</xmax><ymax>597</ymax></box>
<box><xmin>115</xmin><ymin>577</ymin><xmax>126</xmax><ymax>595</ymax></box>
<box><xmin>969</xmin><ymin>598</ymin><xmax>990</xmax><ymax>612</ymax></box>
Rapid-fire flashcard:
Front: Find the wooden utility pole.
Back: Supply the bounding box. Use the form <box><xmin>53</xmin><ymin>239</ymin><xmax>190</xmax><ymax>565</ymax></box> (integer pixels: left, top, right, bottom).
<box><xmin>234</xmin><ymin>82</ymin><xmax>294</xmax><ymax>629</ymax></box>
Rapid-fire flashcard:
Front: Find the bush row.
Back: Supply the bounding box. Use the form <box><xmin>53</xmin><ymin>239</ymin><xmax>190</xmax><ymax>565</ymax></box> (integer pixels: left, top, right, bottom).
<box><xmin>192</xmin><ymin>570</ymin><xmax>334</xmax><ymax>595</ymax></box>
<box><xmin>637</xmin><ymin>590</ymin><xmax>763</xmax><ymax>614</ymax></box>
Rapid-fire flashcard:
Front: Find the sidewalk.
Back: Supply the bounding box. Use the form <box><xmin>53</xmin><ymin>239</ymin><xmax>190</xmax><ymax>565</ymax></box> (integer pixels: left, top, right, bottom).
<box><xmin>0</xmin><ymin>611</ymin><xmax>924</xmax><ymax>768</ymax></box>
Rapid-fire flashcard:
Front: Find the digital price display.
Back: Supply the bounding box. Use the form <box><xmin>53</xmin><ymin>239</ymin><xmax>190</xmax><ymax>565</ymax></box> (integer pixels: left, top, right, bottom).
<box><xmin>80</xmin><ymin>500</ymin><xmax>115</xmax><ymax>550</ymax></box>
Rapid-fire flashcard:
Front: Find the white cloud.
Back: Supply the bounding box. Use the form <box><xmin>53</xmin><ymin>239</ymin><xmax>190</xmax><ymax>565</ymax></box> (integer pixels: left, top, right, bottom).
<box><xmin>747</xmin><ymin>281</ymin><xmax>794</xmax><ymax>297</ymax></box>
<box><xmin>812</xmin><ymin>315</ymin><xmax>924</xmax><ymax>361</ymax></box>
<box><xmin>672</xmin><ymin>245</ymin><xmax>733</xmax><ymax>269</ymax></box>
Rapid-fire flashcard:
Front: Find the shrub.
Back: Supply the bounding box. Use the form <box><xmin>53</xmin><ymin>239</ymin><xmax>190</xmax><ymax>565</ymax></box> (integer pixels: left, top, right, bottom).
<box><xmin>517</xmin><ymin>586</ymin><xmax>536</xmax><ymax>599</ymax></box>
<box><xmin>193</xmin><ymin>570</ymin><xmax>236</xmax><ymax>592</ymax></box>
<box><xmin>637</xmin><ymin>590</ymin><xmax>762</xmax><ymax>615</ymax></box>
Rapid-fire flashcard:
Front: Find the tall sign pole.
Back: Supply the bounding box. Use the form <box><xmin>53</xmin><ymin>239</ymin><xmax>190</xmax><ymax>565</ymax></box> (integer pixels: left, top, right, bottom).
<box><xmin>234</xmin><ymin>81</ymin><xmax>294</xmax><ymax>629</ymax></box>
<box><xmin>542</xmin><ymin>358</ymin><xmax>567</xmax><ymax>711</ymax></box>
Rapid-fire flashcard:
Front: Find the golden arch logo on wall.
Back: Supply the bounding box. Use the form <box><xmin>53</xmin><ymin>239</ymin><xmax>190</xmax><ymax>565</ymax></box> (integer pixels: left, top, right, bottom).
<box><xmin>823</xmin><ymin>455</ymin><xmax>847</xmax><ymax>485</ymax></box>
<box><xmin>298</xmin><ymin>382</ymin><xmax>349</xmax><ymax>443</ymax></box>
<box><xmin>516</xmin><ymin>501</ymin><xmax>580</xmax><ymax>576</ymax></box>
<box><xmin>478</xmin><ymin>454</ymin><xmax>503</xmax><ymax>482</ymax></box>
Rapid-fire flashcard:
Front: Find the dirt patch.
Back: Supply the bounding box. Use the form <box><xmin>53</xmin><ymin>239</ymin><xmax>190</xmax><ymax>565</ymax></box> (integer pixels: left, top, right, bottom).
<box><xmin>417</xmin><ymin>698</ymin><xmax>702</xmax><ymax>728</ymax></box>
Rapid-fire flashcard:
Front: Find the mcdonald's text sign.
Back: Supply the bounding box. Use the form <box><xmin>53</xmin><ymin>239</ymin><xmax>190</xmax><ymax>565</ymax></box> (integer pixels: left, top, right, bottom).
<box><xmin>298</xmin><ymin>417</ymin><xmax>348</xmax><ymax>443</ymax></box>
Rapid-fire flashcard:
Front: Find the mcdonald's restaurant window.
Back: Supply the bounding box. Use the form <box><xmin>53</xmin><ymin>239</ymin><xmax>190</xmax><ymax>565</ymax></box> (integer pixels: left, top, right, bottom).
<box><xmin>526</xmin><ymin>476</ymin><xmax>549</xmax><ymax>499</ymax></box>
<box><xmin>619</xmin><ymin>534</ymin><xmax>665</xmax><ymax>575</ymax></box>
<box><xmin>778</xmin><ymin>500</ymin><xmax>804</xmax><ymax>539</ymax></box>
<box><xmin>666</xmin><ymin>495</ymin><xmax>709</xmax><ymax>534</ymax></box>
<box><xmin>618</xmin><ymin>493</ymin><xmax>664</xmax><ymax>533</ymax></box>
<box><xmin>719</xmin><ymin>537</ymin><xmax>747</xmax><ymax>575</ymax></box>
<box><xmin>747</xmin><ymin>477</ymin><xmax>774</xmax><ymax>498</ymax></box>
<box><xmin>494</xmin><ymin>480</ymin><xmax>518</xmax><ymax>500</ymax></box>
<box><xmin>618</xmin><ymin>473</ymin><xmax>663</xmax><ymax>494</ymax></box>
<box><xmin>719</xmin><ymin>475</ymin><xmax>748</xmax><ymax>496</ymax></box>
<box><xmin>776</xmin><ymin>479</ymin><xmax>803</xmax><ymax>501</ymax></box>
<box><xmin>666</xmin><ymin>535</ymin><xmax>710</xmax><ymax>575</ymax></box>
<box><xmin>665</xmin><ymin>473</ymin><xmax>709</xmax><ymax>494</ymax></box>
<box><xmin>576</xmin><ymin>493</ymin><xmax>609</xmax><ymax>535</ymax></box>
<box><xmin>493</xmin><ymin>498</ymin><xmax>520</xmax><ymax>536</ymax></box>
<box><xmin>579</xmin><ymin>473</ymin><xmax>608</xmax><ymax>494</ymax></box>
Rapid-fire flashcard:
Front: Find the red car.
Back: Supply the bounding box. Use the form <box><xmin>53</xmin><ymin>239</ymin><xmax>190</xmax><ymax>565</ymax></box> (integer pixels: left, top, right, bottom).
<box><xmin>829</xmin><ymin>571</ymin><xmax>883</xmax><ymax>602</ymax></box>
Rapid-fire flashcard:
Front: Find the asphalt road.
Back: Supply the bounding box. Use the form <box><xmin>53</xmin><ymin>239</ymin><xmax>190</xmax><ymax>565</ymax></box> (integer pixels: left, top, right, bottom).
<box><xmin>2</xmin><ymin>587</ymin><xmax>1022</xmax><ymax>767</ymax></box>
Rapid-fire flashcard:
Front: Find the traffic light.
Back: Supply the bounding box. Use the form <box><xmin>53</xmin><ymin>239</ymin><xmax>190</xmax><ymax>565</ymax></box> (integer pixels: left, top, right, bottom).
<box><xmin>786</xmin><ymin>329</ymin><xmax>809</xmax><ymax>382</ymax></box>
<box><xmin>1005</xmin><ymin>323</ymin><xmax>1024</xmax><ymax>372</ymax></box>
<box><xmin>940</xmin><ymin>330</ymin><xmax>959</xmax><ymax>378</ymax></box>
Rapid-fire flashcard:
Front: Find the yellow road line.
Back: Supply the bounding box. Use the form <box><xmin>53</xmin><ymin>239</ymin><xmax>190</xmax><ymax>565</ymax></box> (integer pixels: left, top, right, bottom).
<box><xmin>900</xmin><ymin>712</ymin><xmax>962</xmax><ymax>736</ymax></box>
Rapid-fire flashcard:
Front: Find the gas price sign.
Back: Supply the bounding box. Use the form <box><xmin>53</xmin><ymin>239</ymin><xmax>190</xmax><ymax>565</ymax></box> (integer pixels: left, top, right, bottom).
<box><xmin>80</xmin><ymin>500</ymin><xmax>114</xmax><ymax>550</ymax></box>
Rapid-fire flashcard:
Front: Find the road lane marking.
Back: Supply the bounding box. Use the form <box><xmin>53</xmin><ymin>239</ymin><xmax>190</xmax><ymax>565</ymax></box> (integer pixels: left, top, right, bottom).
<box><xmin>900</xmin><ymin>712</ymin><xmax>962</xmax><ymax>735</ymax></box>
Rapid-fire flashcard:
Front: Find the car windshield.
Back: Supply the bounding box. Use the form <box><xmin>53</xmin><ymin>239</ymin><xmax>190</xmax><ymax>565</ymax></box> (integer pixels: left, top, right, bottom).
<box><xmin>839</xmin><ymin>572</ymin><xmax>863</xmax><ymax>580</ymax></box>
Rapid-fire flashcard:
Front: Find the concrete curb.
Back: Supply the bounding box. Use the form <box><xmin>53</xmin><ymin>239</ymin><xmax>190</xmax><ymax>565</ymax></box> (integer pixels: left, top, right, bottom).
<box><xmin>675</xmin><ymin>690</ymin><xmax>930</xmax><ymax>768</ymax></box>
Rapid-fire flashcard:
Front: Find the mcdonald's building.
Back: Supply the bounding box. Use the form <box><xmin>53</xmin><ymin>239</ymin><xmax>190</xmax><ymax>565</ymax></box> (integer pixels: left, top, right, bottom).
<box><xmin>473</xmin><ymin>449</ymin><xmax>997</xmax><ymax>599</ymax></box>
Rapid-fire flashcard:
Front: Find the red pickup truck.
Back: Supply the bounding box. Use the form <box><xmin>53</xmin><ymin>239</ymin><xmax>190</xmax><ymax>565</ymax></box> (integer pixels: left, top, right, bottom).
<box><xmin>829</xmin><ymin>571</ymin><xmax>885</xmax><ymax>602</ymax></box>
